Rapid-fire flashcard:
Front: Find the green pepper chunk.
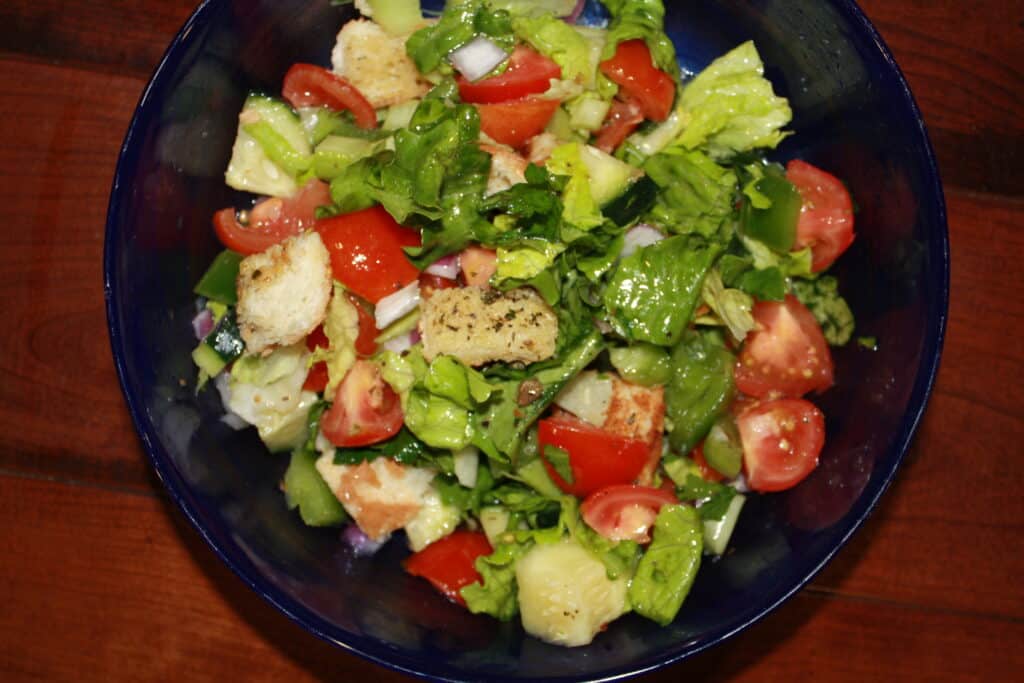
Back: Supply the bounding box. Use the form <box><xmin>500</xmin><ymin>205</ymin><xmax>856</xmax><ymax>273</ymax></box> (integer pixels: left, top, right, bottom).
<box><xmin>628</xmin><ymin>504</ymin><xmax>703</xmax><ymax>626</ymax></box>
<box><xmin>193</xmin><ymin>250</ymin><xmax>242</xmax><ymax>305</ymax></box>
<box><xmin>702</xmin><ymin>414</ymin><xmax>743</xmax><ymax>479</ymax></box>
<box><xmin>664</xmin><ymin>331</ymin><xmax>736</xmax><ymax>454</ymax></box>
<box><xmin>741</xmin><ymin>171</ymin><xmax>801</xmax><ymax>252</ymax></box>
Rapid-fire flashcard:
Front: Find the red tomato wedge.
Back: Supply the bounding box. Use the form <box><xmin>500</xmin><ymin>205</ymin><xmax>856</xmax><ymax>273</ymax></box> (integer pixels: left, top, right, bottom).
<box><xmin>581</xmin><ymin>485</ymin><xmax>679</xmax><ymax>543</ymax></box>
<box><xmin>692</xmin><ymin>444</ymin><xmax>725</xmax><ymax>483</ymax></box>
<box><xmin>737</xmin><ymin>398</ymin><xmax>825</xmax><ymax>492</ymax></box>
<box><xmin>315</xmin><ymin>206</ymin><xmax>421</xmax><ymax>304</ymax></box>
<box><xmin>349</xmin><ymin>294</ymin><xmax>378</xmax><ymax>356</ymax></box>
<box><xmin>457</xmin><ymin>46</ymin><xmax>561</xmax><ymax>104</ymax></box>
<box><xmin>404</xmin><ymin>530</ymin><xmax>492</xmax><ymax>607</ymax></box>
<box><xmin>735</xmin><ymin>295</ymin><xmax>834</xmax><ymax>398</ymax></box>
<box><xmin>282</xmin><ymin>63</ymin><xmax>377</xmax><ymax>129</ymax></box>
<box><xmin>321</xmin><ymin>360</ymin><xmax>403</xmax><ymax>447</ymax></box>
<box><xmin>213</xmin><ymin>179</ymin><xmax>331</xmax><ymax>255</ymax></box>
<box><xmin>599</xmin><ymin>40</ymin><xmax>675</xmax><ymax>122</ymax></box>
<box><xmin>593</xmin><ymin>97</ymin><xmax>645</xmax><ymax>153</ymax></box>
<box><xmin>476</xmin><ymin>97</ymin><xmax>560</xmax><ymax>148</ymax></box>
<box><xmin>538</xmin><ymin>416</ymin><xmax>652</xmax><ymax>498</ymax></box>
<box><xmin>786</xmin><ymin>159</ymin><xmax>855</xmax><ymax>272</ymax></box>
<box><xmin>302</xmin><ymin>325</ymin><xmax>331</xmax><ymax>393</ymax></box>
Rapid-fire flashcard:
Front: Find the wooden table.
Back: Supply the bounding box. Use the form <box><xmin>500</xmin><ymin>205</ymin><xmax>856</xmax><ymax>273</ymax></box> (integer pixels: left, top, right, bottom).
<box><xmin>1</xmin><ymin>1</ymin><xmax>1021</xmax><ymax>680</ymax></box>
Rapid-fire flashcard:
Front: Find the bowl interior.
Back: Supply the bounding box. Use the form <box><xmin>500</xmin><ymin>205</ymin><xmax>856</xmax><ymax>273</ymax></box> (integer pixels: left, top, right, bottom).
<box><xmin>105</xmin><ymin>0</ymin><xmax>947</xmax><ymax>680</ymax></box>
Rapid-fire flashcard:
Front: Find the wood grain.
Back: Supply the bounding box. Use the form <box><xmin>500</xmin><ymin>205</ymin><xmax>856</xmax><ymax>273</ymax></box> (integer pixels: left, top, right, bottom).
<box><xmin>3</xmin><ymin>475</ymin><xmax>1022</xmax><ymax>683</ymax></box>
<box><xmin>0</xmin><ymin>0</ymin><xmax>1022</xmax><ymax>681</ymax></box>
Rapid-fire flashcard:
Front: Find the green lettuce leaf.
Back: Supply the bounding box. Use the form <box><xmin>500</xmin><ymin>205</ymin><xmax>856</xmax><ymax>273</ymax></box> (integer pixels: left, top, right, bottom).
<box><xmin>512</xmin><ymin>14</ymin><xmax>594</xmax><ymax>86</ymax></box>
<box><xmin>644</xmin><ymin>147</ymin><xmax>738</xmax><ymax>239</ymax></box>
<box><xmin>700</xmin><ymin>268</ymin><xmax>755</xmax><ymax>342</ymax></box>
<box><xmin>603</xmin><ymin>235</ymin><xmax>722</xmax><ymax>346</ymax></box>
<box><xmin>664</xmin><ymin>330</ymin><xmax>736</xmax><ymax>454</ymax></box>
<box><xmin>307</xmin><ymin>283</ymin><xmax>360</xmax><ymax>395</ymax></box>
<box><xmin>628</xmin><ymin>504</ymin><xmax>703</xmax><ymax>626</ymax></box>
<box><xmin>405</xmin><ymin>0</ymin><xmax>515</xmax><ymax>74</ymax></box>
<box><xmin>495</xmin><ymin>239</ymin><xmax>565</xmax><ymax>282</ymax></box>
<box><xmin>676</xmin><ymin>41</ymin><xmax>792</xmax><ymax>159</ymax></box>
<box><xmin>791</xmin><ymin>275</ymin><xmax>856</xmax><ymax>346</ymax></box>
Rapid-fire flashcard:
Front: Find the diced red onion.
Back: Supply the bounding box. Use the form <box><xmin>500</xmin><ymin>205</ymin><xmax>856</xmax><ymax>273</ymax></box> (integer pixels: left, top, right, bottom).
<box><xmin>342</xmin><ymin>523</ymin><xmax>388</xmax><ymax>557</ymax></box>
<box><xmin>375</xmin><ymin>281</ymin><xmax>421</xmax><ymax>330</ymax></box>
<box><xmin>382</xmin><ymin>331</ymin><xmax>415</xmax><ymax>354</ymax></box>
<box><xmin>410</xmin><ymin>328</ymin><xmax>422</xmax><ymax>344</ymax></box>
<box><xmin>565</xmin><ymin>0</ymin><xmax>586</xmax><ymax>23</ymax></box>
<box><xmin>621</xmin><ymin>224</ymin><xmax>665</xmax><ymax>258</ymax></box>
<box><xmin>192</xmin><ymin>308</ymin><xmax>215</xmax><ymax>340</ymax></box>
<box><xmin>424</xmin><ymin>254</ymin><xmax>460</xmax><ymax>280</ymax></box>
<box><xmin>449</xmin><ymin>36</ymin><xmax>509</xmax><ymax>82</ymax></box>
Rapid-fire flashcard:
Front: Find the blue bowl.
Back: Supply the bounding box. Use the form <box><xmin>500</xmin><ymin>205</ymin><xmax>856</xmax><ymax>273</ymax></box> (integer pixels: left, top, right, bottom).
<box><xmin>105</xmin><ymin>0</ymin><xmax>948</xmax><ymax>679</ymax></box>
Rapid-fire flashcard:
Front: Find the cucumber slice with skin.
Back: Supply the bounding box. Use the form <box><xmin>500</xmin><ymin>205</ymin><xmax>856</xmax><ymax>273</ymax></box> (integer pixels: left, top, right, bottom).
<box><xmin>192</xmin><ymin>309</ymin><xmax>245</xmax><ymax>377</ymax></box>
<box><xmin>703</xmin><ymin>493</ymin><xmax>745</xmax><ymax>555</ymax></box>
<box><xmin>225</xmin><ymin>96</ymin><xmax>310</xmax><ymax>196</ymax></box>
<box><xmin>579</xmin><ymin>145</ymin><xmax>641</xmax><ymax>206</ymax></box>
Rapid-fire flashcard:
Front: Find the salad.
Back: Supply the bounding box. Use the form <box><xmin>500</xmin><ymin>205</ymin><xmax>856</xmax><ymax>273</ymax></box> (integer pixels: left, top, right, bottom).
<box><xmin>190</xmin><ymin>0</ymin><xmax>858</xmax><ymax>647</ymax></box>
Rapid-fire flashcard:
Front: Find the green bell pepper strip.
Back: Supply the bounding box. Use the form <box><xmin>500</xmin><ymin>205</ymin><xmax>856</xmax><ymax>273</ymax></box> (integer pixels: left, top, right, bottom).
<box><xmin>740</xmin><ymin>171</ymin><xmax>802</xmax><ymax>252</ymax></box>
<box><xmin>701</xmin><ymin>413</ymin><xmax>743</xmax><ymax>479</ymax></box>
<box><xmin>193</xmin><ymin>250</ymin><xmax>242</xmax><ymax>305</ymax></box>
<box><xmin>628</xmin><ymin>504</ymin><xmax>703</xmax><ymax>626</ymax></box>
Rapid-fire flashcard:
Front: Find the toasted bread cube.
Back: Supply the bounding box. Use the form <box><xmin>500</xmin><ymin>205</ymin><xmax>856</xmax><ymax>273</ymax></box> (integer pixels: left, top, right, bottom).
<box><xmin>419</xmin><ymin>286</ymin><xmax>558</xmax><ymax>367</ymax></box>
<box><xmin>481</xmin><ymin>143</ymin><xmax>528</xmax><ymax>197</ymax></box>
<box><xmin>315</xmin><ymin>454</ymin><xmax>435</xmax><ymax>541</ymax></box>
<box><xmin>236</xmin><ymin>231</ymin><xmax>332</xmax><ymax>354</ymax></box>
<box><xmin>331</xmin><ymin>19</ymin><xmax>430</xmax><ymax>109</ymax></box>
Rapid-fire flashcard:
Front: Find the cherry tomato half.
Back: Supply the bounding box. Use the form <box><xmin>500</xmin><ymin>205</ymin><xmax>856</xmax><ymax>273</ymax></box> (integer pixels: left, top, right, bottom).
<box><xmin>737</xmin><ymin>398</ymin><xmax>825</xmax><ymax>492</ymax></box>
<box><xmin>282</xmin><ymin>63</ymin><xmax>377</xmax><ymax>129</ymax></box>
<box><xmin>599</xmin><ymin>40</ymin><xmax>675</xmax><ymax>122</ymax></box>
<box><xmin>786</xmin><ymin>159</ymin><xmax>856</xmax><ymax>273</ymax></box>
<box><xmin>581</xmin><ymin>485</ymin><xmax>679</xmax><ymax>543</ymax></box>
<box><xmin>457</xmin><ymin>46</ymin><xmax>561</xmax><ymax>104</ymax></box>
<box><xmin>735</xmin><ymin>295</ymin><xmax>834</xmax><ymax>399</ymax></box>
<box><xmin>321</xmin><ymin>360</ymin><xmax>403</xmax><ymax>447</ymax></box>
<box><xmin>538</xmin><ymin>416</ymin><xmax>651</xmax><ymax>498</ymax></box>
<box><xmin>213</xmin><ymin>179</ymin><xmax>331</xmax><ymax>255</ymax></box>
<box><xmin>315</xmin><ymin>206</ymin><xmax>421</xmax><ymax>304</ymax></box>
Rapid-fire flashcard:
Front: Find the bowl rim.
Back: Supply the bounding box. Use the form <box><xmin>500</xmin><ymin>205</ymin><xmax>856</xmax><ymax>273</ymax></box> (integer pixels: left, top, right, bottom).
<box><xmin>104</xmin><ymin>0</ymin><xmax>949</xmax><ymax>680</ymax></box>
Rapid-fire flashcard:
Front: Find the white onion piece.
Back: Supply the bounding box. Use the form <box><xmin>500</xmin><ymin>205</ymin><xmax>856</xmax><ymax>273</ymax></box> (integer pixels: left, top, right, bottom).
<box><xmin>453</xmin><ymin>447</ymin><xmax>479</xmax><ymax>488</ymax></box>
<box><xmin>375</xmin><ymin>281</ymin><xmax>421</xmax><ymax>330</ymax></box>
<box><xmin>732</xmin><ymin>473</ymin><xmax>751</xmax><ymax>494</ymax></box>
<box><xmin>424</xmin><ymin>254</ymin><xmax>460</xmax><ymax>280</ymax></box>
<box><xmin>214</xmin><ymin>375</ymin><xmax>249</xmax><ymax>430</ymax></box>
<box><xmin>621</xmin><ymin>224</ymin><xmax>665</xmax><ymax>259</ymax></box>
<box><xmin>382</xmin><ymin>331</ymin><xmax>415</xmax><ymax>354</ymax></box>
<box><xmin>192</xmin><ymin>308</ymin><xmax>214</xmax><ymax>340</ymax></box>
<box><xmin>342</xmin><ymin>524</ymin><xmax>389</xmax><ymax>557</ymax></box>
<box><xmin>449</xmin><ymin>36</ymin><xmax>509</xmax><ymax>82</ymax></box>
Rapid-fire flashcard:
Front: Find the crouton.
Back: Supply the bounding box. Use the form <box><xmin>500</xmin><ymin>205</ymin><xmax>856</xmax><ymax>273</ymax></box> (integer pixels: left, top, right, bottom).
<box><xmin>481</xmin><ymin>143</ymin><xmax>529</xmax><ymax>196</ymax></box>
<box><xmin>555</xmin><ymin>371</ymin><xmax>665</xmax><ymax>444</ymax></box>
<box><xmin>526</xmin><ymin>132</ymin><xmax>560</xmax><ymax>165</ymax></box>
<box><xmin>331</xmin><ymin>19</ymin><xmax>430</xmax><ymax>109</ymax></box>
<box><xmin>554</xmin><ymin>370</ymin><xmax>665</xmax><ymax>486</ymax></box>
<box><xmin>419</xmin><ymin>286</ymin><xmax>558</xmax><ymax>367</ymax></box>
<box><xmin>235</xmin><ymin>231</ymin><xmax>332</xmax><ymax>354</ymax></box>
<box><xmin>315</xmin><ymin>454</ymin><xmax>435</xmax><ymax>541</ymax></box>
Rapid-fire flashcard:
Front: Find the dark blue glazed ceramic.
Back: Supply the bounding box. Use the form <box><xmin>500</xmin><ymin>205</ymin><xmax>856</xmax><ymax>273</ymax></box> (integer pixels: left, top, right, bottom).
<box><xmin>105</xmin><ymin>1</ymin><xmax>948</xmax><ymax>680</ymax></box>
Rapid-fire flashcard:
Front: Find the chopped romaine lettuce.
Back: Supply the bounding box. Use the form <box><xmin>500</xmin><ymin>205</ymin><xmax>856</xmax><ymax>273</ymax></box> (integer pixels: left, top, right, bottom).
<box><xmin>644</xmin><ymin>147</ymin><xmax>738</xmax><ymax>239</ymax></box>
